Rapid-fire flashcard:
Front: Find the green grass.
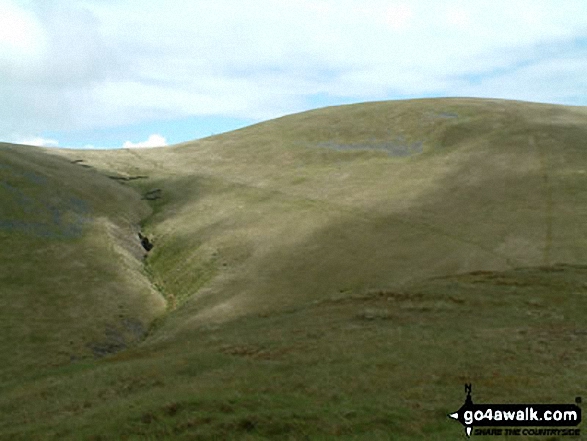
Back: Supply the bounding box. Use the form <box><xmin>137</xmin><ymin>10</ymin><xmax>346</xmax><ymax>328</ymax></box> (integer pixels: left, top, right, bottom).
<box><xmin>2</xmin><ymin>265</ymin><xmax>586</xmax><ymax>440</ymax></box>
<box><xmin>0</xmin><ymin>144</ymin><xmax>165</xmax><ymax>381</ymax></box>
<box><xmin>2</xmin><ymin>98</ymin><xmax>587</xmax><ymax>439</ymax></box>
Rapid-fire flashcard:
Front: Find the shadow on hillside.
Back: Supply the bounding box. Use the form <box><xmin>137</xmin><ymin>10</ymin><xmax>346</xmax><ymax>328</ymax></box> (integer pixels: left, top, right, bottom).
<box><xmin>0</xmin><ymin>161</ymin><xmax>91</xmax><ymax>239</ymax></box>
<box><xmin>132</xmin><ymin>116</ymin><xmax>587</xmax><ymax>326</ymax></box>
<box><xmin>177</xmin><ymin>122</ymin><xmax>587</xmax><ymax>321</ymax></box>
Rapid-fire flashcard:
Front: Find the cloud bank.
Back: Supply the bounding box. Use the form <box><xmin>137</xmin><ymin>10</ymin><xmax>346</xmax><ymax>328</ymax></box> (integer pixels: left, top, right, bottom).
<box><xmin>1</xmin><ymin>0</ymin><xmax>586</xmax><ymax>145</ymax></box>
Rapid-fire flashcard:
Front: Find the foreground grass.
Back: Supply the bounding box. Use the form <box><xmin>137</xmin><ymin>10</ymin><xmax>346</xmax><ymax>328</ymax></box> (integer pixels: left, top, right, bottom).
<box><xmin>1</xmin><ymin>265</ymin><xmax>585</xmax><ymax>440</ymax></box>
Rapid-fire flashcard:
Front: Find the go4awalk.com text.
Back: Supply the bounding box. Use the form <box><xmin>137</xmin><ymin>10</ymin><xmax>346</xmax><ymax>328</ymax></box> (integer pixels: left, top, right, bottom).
<box><xmin>448</xmin><ymin>384</ymin><xmax>582</xmax><ymax>437</ymax></box>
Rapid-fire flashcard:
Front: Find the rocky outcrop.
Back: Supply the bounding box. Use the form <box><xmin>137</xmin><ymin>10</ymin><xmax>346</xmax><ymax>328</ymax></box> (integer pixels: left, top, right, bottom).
<box><xmin>138</xmin><ymin>232</ymin><xmax>154</xmax><ymax>251</ymax></box>
<box><xmin>143</xmin><ymin>188</ymin><xmax>162</xmax><ymax>200</ymax></box>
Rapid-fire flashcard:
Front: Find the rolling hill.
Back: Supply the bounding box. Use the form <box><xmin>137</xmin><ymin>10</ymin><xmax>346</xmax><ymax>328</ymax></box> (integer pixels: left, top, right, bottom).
<box><xmin>1</xmin><ymin>98</ymin><xmax>586</xmax><ymax>440</ymax></box>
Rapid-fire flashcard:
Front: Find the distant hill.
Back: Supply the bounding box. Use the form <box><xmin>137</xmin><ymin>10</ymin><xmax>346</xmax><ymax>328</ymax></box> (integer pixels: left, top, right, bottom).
<box><xmin>2</xmin><ymin>98</ymin><xmax>587</xmax><ymax>440</ymax></box>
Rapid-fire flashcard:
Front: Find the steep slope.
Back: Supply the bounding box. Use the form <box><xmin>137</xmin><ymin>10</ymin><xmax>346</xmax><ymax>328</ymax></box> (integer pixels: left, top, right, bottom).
<box><xmin>0</xmin><ymin>143</ymin><xmax>166</xmax><ymax>382</ymax></box>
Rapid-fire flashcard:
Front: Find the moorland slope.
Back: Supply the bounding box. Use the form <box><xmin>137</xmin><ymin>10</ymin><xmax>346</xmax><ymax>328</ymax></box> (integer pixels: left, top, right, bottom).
<box><xmin>2</xmin><ymin>98</ymin><xmax>587</xmax><ymax>440</ymax></box>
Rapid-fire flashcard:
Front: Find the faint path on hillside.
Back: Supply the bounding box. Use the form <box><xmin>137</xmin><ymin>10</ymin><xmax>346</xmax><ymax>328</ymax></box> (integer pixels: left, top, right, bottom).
<box><xmin>123</xmin><ymin>148</ymin><xmax>178</xmax><ymax>177</ymax></box>
<box><xmin>530</xmin><ymin>135</ymin><xmax>553</xmax><ymax>265</ymax></box>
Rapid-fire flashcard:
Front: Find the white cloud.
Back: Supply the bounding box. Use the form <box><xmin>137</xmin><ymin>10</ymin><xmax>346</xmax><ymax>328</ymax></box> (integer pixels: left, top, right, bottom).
<box><xmin>0</xmin><ymin>1</ymin><xmax>47</xmax><ymax>63</ymax></box>
<box><xmin>123</xmin><ymin>134</ymin><xmax>167</xmax><ymax>149</ymax></box>
<box><xmin>445</xmin><ymin>6</ymin><xmax>470</xmax><ymax>28</ymax></box>
<box><xmin>454</xmin><ymin>56</ymin><xmax>587</xmax><ymax>104</ymax></box>
<box><xmin>0</xmin><ymin>0</ymin><xmax>586</xmax><ymax>140</ymax></box>
<box><xmin>18</xmin><ymin>136</ymin><xmax>59</xmax><ymax>147</ymax></box>
<box><xmin>383</xmin><ymin>4</ymin><xmax>413</xmax><ymax>31</ymax></box>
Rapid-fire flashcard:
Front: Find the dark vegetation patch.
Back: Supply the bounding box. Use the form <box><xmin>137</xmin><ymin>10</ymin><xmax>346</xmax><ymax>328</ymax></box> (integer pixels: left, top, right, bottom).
<box><xmin>89</xmin><ymin>336</ymin><xmax>126</xmax><ymax>358</ymax></box>
<box><xmin>219</xmin><ymin>344</ymin><xmax>298</xmax><ymax>360</ymax></box>
<box><xmin>142</xmin><ymin>188</ymin><xmax>162</xmax><ymax>200</ymax></box>
<box><xmin>107</xmin><ymin>175</ymin><xmax>149</xmax><ymax>181</ymax></box>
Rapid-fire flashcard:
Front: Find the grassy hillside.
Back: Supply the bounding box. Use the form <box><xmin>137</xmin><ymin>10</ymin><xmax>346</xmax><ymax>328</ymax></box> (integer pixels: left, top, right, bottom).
<box><xmin>2</xmin><ymin>98</ymin><xmax>587</xmax><ymax>439</ymax></box>
<box><xmin>0</xmin><ymin>143</ymin><xmax>165</xmax><ymax>381</ymax></box>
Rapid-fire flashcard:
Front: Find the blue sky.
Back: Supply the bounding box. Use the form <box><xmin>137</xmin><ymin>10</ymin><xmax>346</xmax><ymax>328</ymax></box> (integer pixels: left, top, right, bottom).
<box><xmin>1</xmin><ymin>0</ymin><xmax>586</xmax><ymax>149</ymax></box>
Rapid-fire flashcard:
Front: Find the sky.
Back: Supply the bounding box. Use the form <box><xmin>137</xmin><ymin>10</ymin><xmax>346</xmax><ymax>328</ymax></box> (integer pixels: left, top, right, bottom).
<box><xmin>1</xmin><ymin>0</ymin><xmax>586</xmax><ymax>149</ymax></box>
